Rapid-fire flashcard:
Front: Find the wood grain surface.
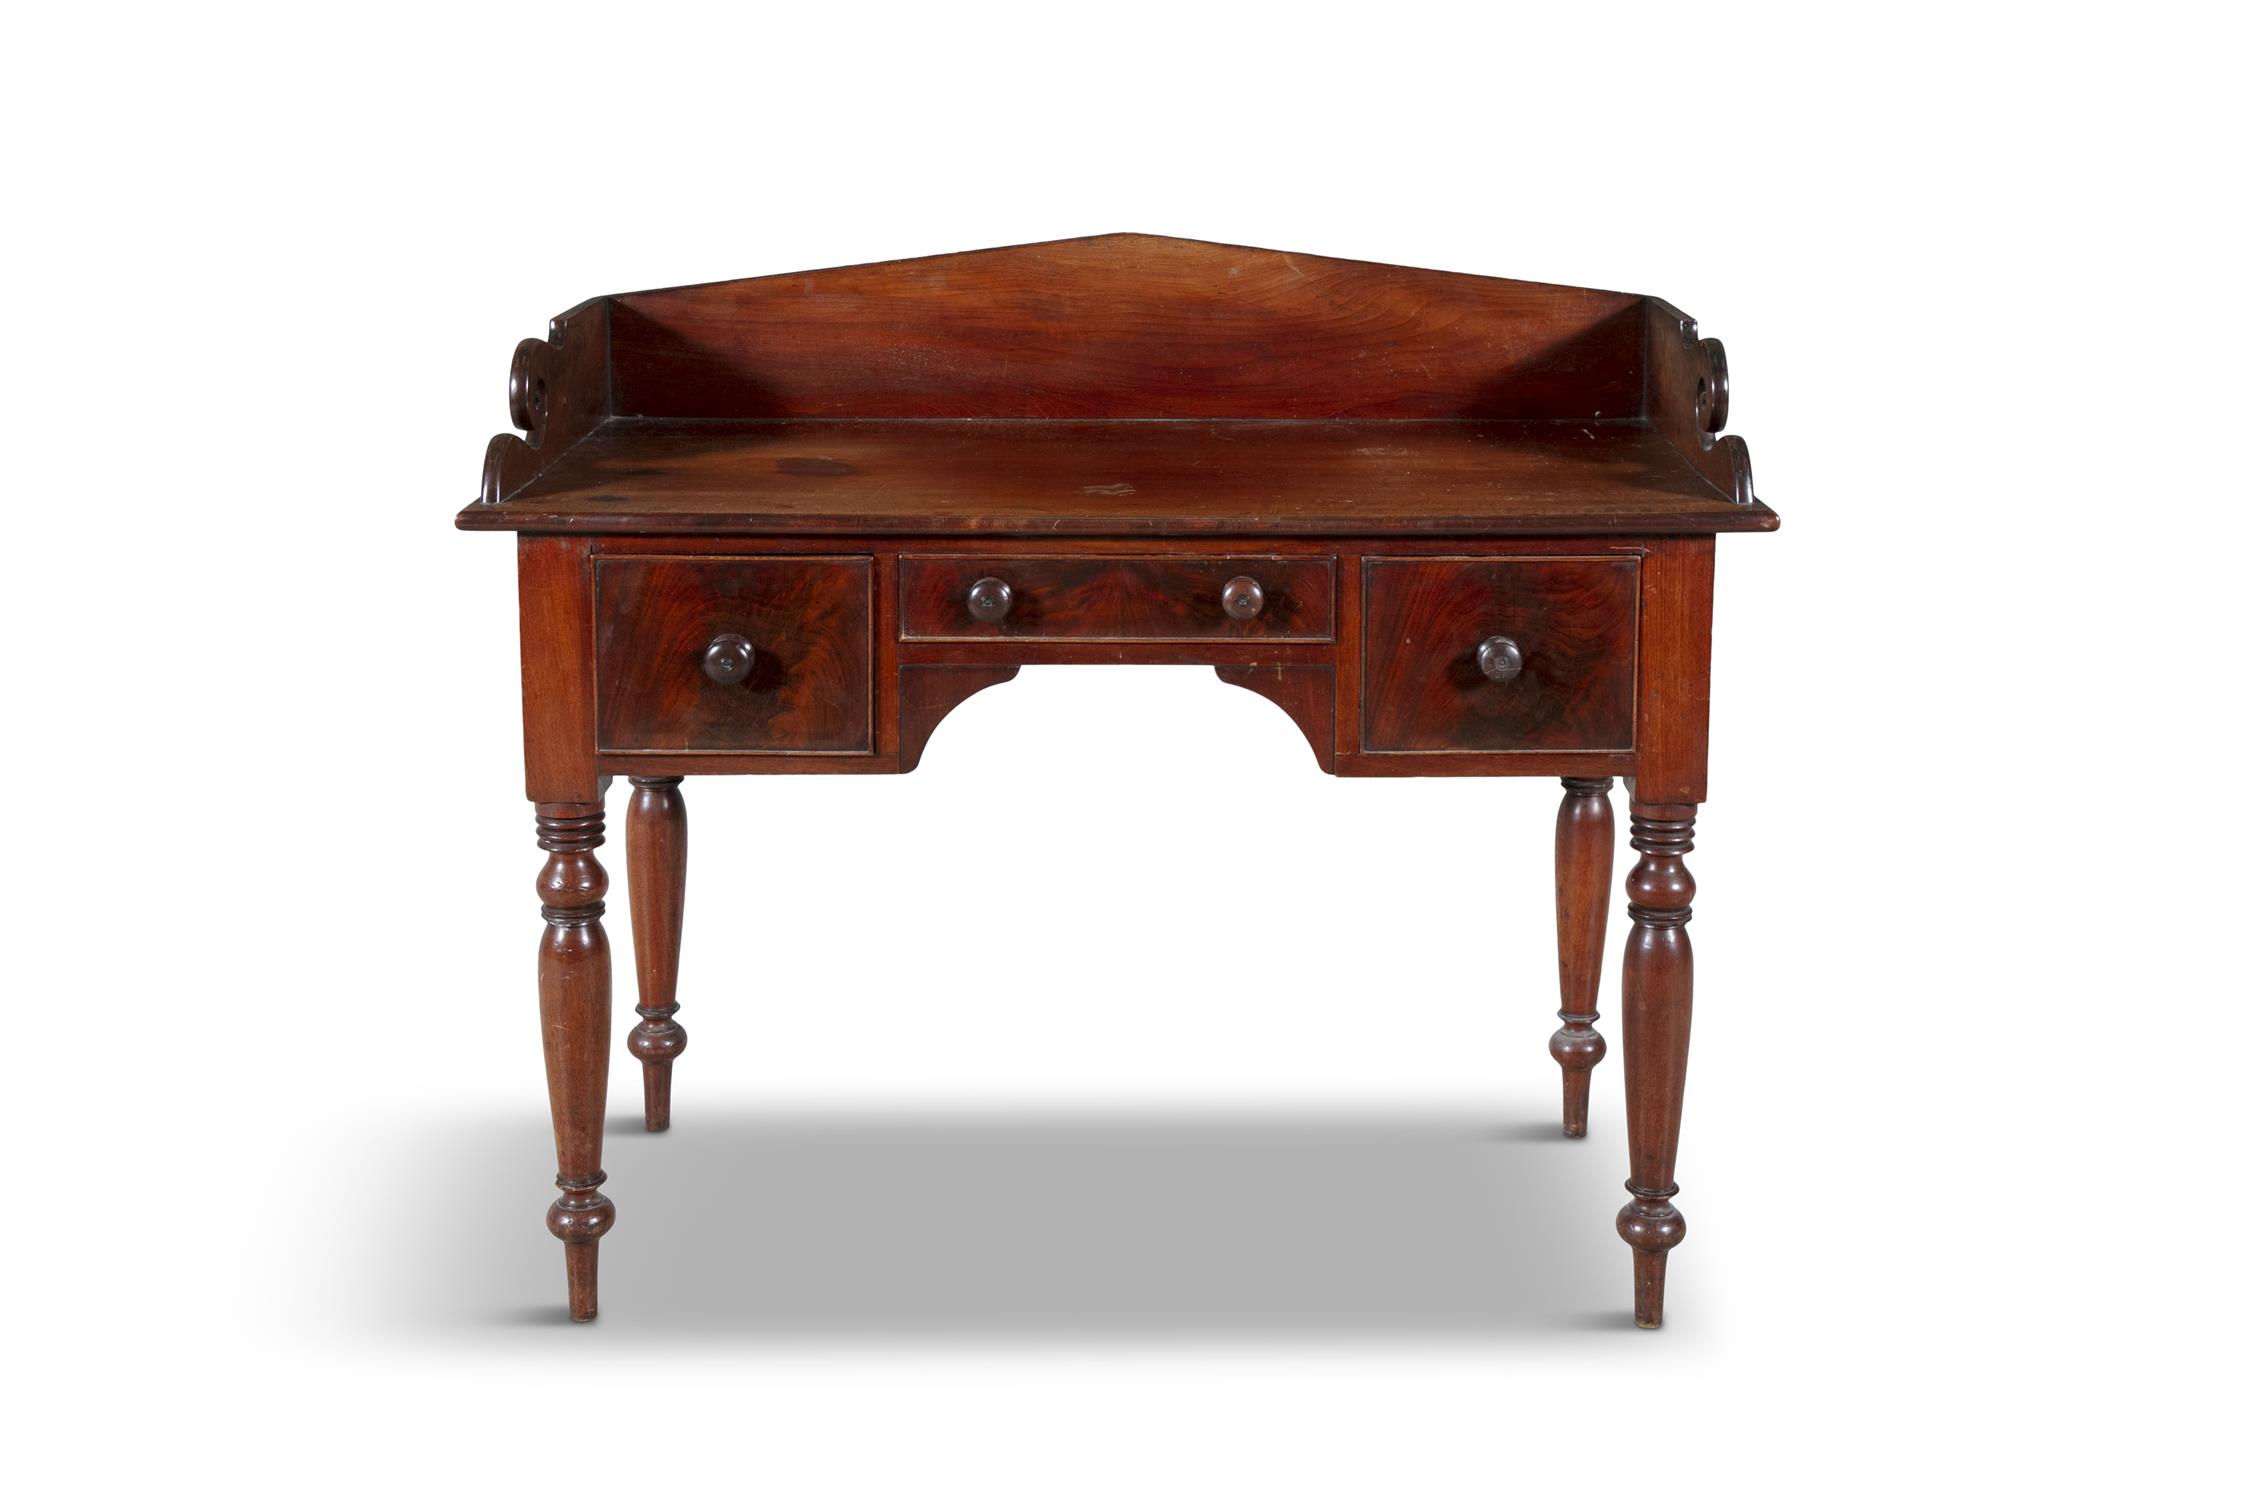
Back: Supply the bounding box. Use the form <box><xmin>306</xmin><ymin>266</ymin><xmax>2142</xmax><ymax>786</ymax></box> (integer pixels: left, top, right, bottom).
<box><xmin>594</xmin><ymin>557</ymin><xmax>873</xmax><ymax>753</ymax></box>
<box><xmin>901</xmin><ymin>554</ymin><xmax>1334</xmax><ymax>640</ymax></box>
<box><xmin>606</xmin><ymin>233</ymin><xmax>1644</xmax><ymax>421</ymax></box>
<box><xmin>461</xmin><ymin>417</ymin><xmax>1773</xmax><ymax>536</ymax></box>
<box><xmin>1359</xmin><ymin>556</ymin><xmax>1638</xmax><ymax>753</ymax></box>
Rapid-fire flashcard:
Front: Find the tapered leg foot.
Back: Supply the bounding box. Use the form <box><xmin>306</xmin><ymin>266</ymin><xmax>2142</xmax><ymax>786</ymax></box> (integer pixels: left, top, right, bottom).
<box><xmin>1552</xmin><ymin>776</ymin><xmax>1615</xmax><ymax>1137</ymax></box>
<box><xmin>1616</xmin><ymin>802</ymin><xmax>1696</xmax><ymax>1328</ymax></box>
<box><xmin>564</xmin><ymin>1243</ymin><xmax>600</xmax><ymax>1323</ymax></box>
<box><xmin>639</xmin><ymin>1059</ymin><xmax>676</xmax><ymax>1135</ymax></box>
<box><xmin>537</xmin><ymin>802</ymin><xmax>613</xmax><ymax>1321</ymax></box>
<box><xmin>1630</xmin><ymin>1248</ymin><xmax>1668</xmax><ymax>1330</ymax></box>
<box><xmin>626</xmin><ymin>777</ymin><xmax>688</xmax><ymax>1133</ymax></box>
<box><xmin>1616</xmin><ymin>1189</ymin><xmax>1686</xmax><ymax>1328</ymax></box>
<box><xmin>549</xmin><ymin>1175</ymin><xmax>615</xmax><ymax>1322</ymax></box>
<box><xmin>1554</xmin><ymin>1052</ymin><xmax>1597</xmax><ymax>1138</ymax></box>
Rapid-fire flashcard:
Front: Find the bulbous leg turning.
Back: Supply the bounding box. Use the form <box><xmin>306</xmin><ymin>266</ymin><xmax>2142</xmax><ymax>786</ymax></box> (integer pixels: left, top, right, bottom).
<box><xmin>537</xmin><ymin>802</ymin><xmax>613</xmax><ymax>1321</ymax></box>
<box><xmin>1617</xmin><ymin>1184</ymin><xmax>1686</xmax><ymax>1329</ymax></box>
<box><xmin>1616</xmin><ymin>802</ymin><xmax>1696</xmax><ymax>1328</ymax></box>
<box><xmin>625</xmin><ymin>776</ymin><xmax>689</xmax><ymax>1132</ymax></box>
<box><xmin>548</xmin><ymin>1173</ymin><xmax>615</xmax><ymax>1323</ymax></box>
<box><xmin>1552</xmin><ymin>777</ymin><xmax>1615</xmax><ymax>1136</ymax></box>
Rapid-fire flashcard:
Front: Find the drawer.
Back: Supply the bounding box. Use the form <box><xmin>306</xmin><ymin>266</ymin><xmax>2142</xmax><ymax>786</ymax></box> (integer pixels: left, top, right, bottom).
<box><xmin>1360</xmin><ymin>556</ymin><xmax>1637</xmax><ymax>753</ymax></box>
<box><xmin>594</xmin><ymin>557</ymin><xmax>872</xmax><ymax>753</ymax></box>
<box><xmin>901</xmin><ymin>555</ymin><xmax>1334</xmax><ymax>641</ymax></box>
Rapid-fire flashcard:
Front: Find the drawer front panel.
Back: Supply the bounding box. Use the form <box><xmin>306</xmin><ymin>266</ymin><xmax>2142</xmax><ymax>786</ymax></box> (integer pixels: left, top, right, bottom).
<box><xmin>595</xmin><ymin>557</ymin><xmax>873</xmax><ymax>753</ymax></box>
<box><xmin>900</xmin><ymin>555</ymin><xmax>1334</xmax><ymax>641</ymax></box>
<box><xmin>1361</xmin><ymin>557</ymin><xmax>1637</xmax><ymax>753</ymax></box>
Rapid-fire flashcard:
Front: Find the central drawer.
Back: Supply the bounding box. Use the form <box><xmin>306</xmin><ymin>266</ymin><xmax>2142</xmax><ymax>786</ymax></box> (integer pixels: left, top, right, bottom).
<box><xmin>900</xmin><ymin>555</ymin><xmax>1335</xmax><ymax>641</ymax></box>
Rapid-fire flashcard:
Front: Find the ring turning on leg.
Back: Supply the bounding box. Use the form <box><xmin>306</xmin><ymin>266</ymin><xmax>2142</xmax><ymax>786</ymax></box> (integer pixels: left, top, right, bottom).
<box><xmin>1616</xmin><ymin>802</ymin><xmax>1696</xmax><ymax>1328</ymax></box>
<box><xmin>536</xmin><ymin>803</ymin><xmax>614</xmax><ymax>1321</ymax></box>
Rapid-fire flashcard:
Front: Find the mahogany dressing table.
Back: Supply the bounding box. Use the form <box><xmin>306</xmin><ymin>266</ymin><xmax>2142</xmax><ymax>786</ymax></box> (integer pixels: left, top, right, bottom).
<box><xmin>455</xmin><ymin>235</ymin><xmax>1778</xmax><ymax>1326</ymax></box>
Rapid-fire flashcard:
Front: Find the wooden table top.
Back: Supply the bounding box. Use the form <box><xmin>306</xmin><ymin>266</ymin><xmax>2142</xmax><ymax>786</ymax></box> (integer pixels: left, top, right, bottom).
<box><xmin>457</xmin><ymin>235</ymin><xmax>1776</xmax><ymax>542</ymax></box>
<box><xmin>456</xmin><ymin>416</ymin><xmax>1778</xmax><ymax>537</ymax></box>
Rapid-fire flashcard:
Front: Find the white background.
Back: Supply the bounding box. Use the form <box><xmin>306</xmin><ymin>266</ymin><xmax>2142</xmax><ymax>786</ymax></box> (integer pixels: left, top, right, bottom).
<box><xmin>7</xmin><ymin>5</ymin><xmax>2243</xmax><ymax>1496</ymax></box>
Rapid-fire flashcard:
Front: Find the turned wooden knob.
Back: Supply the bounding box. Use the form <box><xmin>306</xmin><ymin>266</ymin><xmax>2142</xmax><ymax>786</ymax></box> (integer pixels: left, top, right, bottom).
<box><xmin>701</xmin><ymin>632</ymin><xmax>756</xmax><ymax>685</ymax></box>
<box><xmin>965</xmin><ymin>576</ymin><xmax>1014</xmax><ymax>623</ymax></box>
<box><xmin>1221</xmin><ymin>575</ymin><xmax>1266</xmax><ymax>620</ymax></box>
<box><xmin>1476</xmin><ymin>635</ymin><xmax>1524</xmax><ymax>682</ymax></box>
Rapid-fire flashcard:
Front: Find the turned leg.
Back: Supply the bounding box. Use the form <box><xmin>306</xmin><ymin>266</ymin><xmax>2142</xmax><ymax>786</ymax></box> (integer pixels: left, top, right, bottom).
<box><xmin>1552</xmin><ymin>776</ymin><xmax>1615</xmax><ymax>1137</ymax></box>
<box><xmin>1616</xmin><ymin>802</ymin><xmax>1696</xmax><ymax>1328</ymax></box>
<box><xmin>536</xmin><ymin>803</ymin><xmax>614</xmax><ymax>1321</ymax></box>
<box><xmin>625</xmin><ymin>776</ymin><xmax>689</xmax><ymax>1132</ymax></box>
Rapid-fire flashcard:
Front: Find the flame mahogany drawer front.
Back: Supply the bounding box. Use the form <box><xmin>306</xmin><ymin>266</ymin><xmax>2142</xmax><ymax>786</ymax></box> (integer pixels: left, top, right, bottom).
<box><xmin>1360</xmin><ymin>556</ymin><xmax>1639</xmax><ymax>754</ymax></box>
<box><xmin>594</xmin><ymin>556</ymin><xmax>874</xmax><ymax>754</ymax></box>
<box><xmin>900</xmin><ymin>554</ymin><xmax>1336</xmax><ymax>641</ymax></box>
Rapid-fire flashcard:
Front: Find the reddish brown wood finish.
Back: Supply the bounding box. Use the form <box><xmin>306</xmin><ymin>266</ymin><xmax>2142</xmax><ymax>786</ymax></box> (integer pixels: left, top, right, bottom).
<box><xmin>1646</xmin><ymin>299</ymin><xmax>1755</xmax><ymax>506</ymax></box>
<box><xmin>901</xmin><ymin>555</ymin><xmax>1335</xmax><ymax>641</ymax></box>
<box><xmin>1616</xmin><ymin>803</ymin><xmax>1696</xmax><ymax>1328</ymax></box>
<box><xmin>1360</xmin><ymin>557</ymin><xmax>1639</xmax><ymax>754</ymax></box>
<box><xmin>1553</xmin><ymin>776</ymin><xmax>1615</xmax><ymax>1137</ymax></box>
<box><xmin>482</xmin><ymin>299</ymin><xmax>610</xmax><ymax>507</ymax></box>
<box><xmin>897</xmin><ymin>665</ymin><xmax>1020</xmax><ymax>772</ymax></box>
<box><xmin>1212</xmin><ymin>665</ymin><xmax>1337</xmax><ymax>771</ymax></box>
<box><xmin>467</xmin><ymin>238</ymin><xmax>1772</xmax><ymax>1327</ymax></box>
<box><xmin>459</xmin><ymin>418</ymin><xmax>1773</xmax><ymax>537</ymax></box>
<box><xmin>517</xmin><ymin>536</ymin><xmax>600</xmax><ymax>802</ymax></box>
<box><xmin>625</xmin><ymin>776</ymin><xmax>688</xmax><ymax>1132</ymax></box>
<box><xmin>594</xmin><ymin>557</ymin><xmax>873</xmax><ymax>754</ymax></box>
<box><xmin>535</xmin><ymin>805</ymin><xmax>613</xmax><ymax>1323</ymax></box>
<box><xmin>462</xmin><ymin>235</ymin><xmax>1777</xmax><ymax>538</ymax></box>
<box><xmin>1632</xmin><ymin>537</ymin><xmax>1716</xmax><ymax>804</ymax></box>
<box><xmin>899</xmin><ymin>639</ymin><xmax>1333</xmax><ymax>668</ymax></box>
<box><xmin>606</xmin><ymin>234</ymin><xmax>1644</xmax><ymax>421</ymax></box>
